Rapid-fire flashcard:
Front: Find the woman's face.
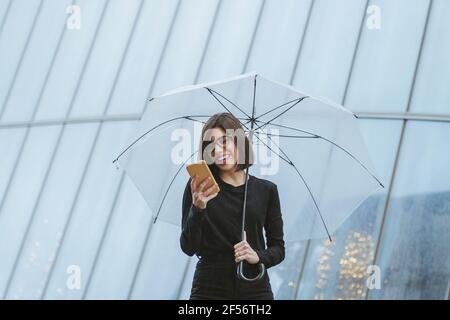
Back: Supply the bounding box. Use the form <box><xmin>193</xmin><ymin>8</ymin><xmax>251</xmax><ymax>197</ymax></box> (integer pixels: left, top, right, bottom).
<box><xmin>206</xmin><ymin>127</ymin><xmax>238</xmax><ymax>172</ymax></box>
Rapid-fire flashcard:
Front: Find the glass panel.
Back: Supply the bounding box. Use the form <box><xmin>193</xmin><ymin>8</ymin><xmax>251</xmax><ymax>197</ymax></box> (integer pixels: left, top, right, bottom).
<box><xmin>197</xmin><ymin>0</ymin><xmax>264</xmax><ymax>80</ymax></box>
<box><xmin>246</xmin><ymin>0</ymin><xmax>312</xmax><ymax>83</ymax></box>
<box><xmin>369</xmin><ymin>121</ymin><xmax>450</xmax><ymax>299</ymax></box>
<box><xmin>5</xmin><ymin>123</ymin><xmax>98</xmax><ymax>299</ymax></box>
<box><xmin>0</xmin><ymin>126</ymin><xmax>61</xmax><ymax>296</ymax></box>
<box><xmin>0</xmin><ymin>0</ymin><xmax>41</xmax><ymax>119</ymax></box>
<box><xmin>69</xmin><ymin>0</ymin><xmax>143</xmax><ymax>118</ymax></box>
<box><xmin>293</xmin><ymin>0</ymin><xmax>367</xmax><ymax>103</ymax></box>
<box><xmin>0</xmin><ymin>128</ymin><xmax>26</xmax><ymax>200</ymax></box>
<box><xmin>410</xmin><ymin>0</ymin><xmax>450</xmax><ymax>115</ymax></box>
<box><xmin>107</xmin><ymin>0</ymin><xmax>179</xmax><ymax>115</ymax></box>
<box><xmin>83</xmin><ymin>176</ymin><xmax>154</xmax><ymax>299</ymax></box>
<box><xmin>1</xmin><ymin>0</ymin><xmax>73</xmax><ymax>122</ymax></box>
<box><xmin>34</xmin><ymin>0</ymin><xmax>107</xmax><ymax>120</ymax></box>
<box><xmin>130</xmin><ymin>223</ymin><xmax>188</xmax><ymax>299</ymax></box>
<box><xmin>151</xmin><ymin>0</ymin><xmax>219</xmax><ymax>96</ymax></box>
<box><xmin>42</xmin><ymin>121</ymin><xmax>136</xmax><ymax>299</ymax></box>
<box><xmin>346</xmin><ymin>0</ymin><xmax>430</xmax><ymax>113</ymax></box>
<box><xmin>0</xmin><ymin>0</ymin><xmax>12</xmax><ymax>21</ymax></box>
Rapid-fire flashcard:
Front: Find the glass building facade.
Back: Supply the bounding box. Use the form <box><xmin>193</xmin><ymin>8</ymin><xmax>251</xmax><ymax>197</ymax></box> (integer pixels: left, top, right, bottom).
<box><xmin>0</xmin><ymin>0</ymin><xmax>448</xmax><ymax>299</ymax></box>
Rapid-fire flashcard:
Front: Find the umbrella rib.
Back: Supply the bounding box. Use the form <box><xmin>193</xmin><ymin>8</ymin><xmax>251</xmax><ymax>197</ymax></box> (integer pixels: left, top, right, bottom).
<box><xmin>253</xmin><ymin>131</ymin><xmax>332</xmax><ymax>242</ymax></box>
<box><xmin>153</xmin><ymin>149</ymin><xmax>199</xmax><ymax>224</ymax></box>
<box><xmin>205</xmin><ymin>87</ymin><xmax>252</xmax><ymax>121</ymax></box>
<box><xmin>255</xmin><ymin>119</ymin><xmax>384</xmax><ymax>188</ymax></box>
<box><xmin>254</xmin><ymin>97</ymin><xmax>306</xmax><ymax>121</ymax></box>
<box><xmin>252</xmin><ymin>132</ymin><xmax>293</xmax><ymax>164</ymax></box>
<box><xmin>184</xmin><ymin>116</ymin><xmax>206</xmax><ymax>125</ymax></box>
<box><xmin>289</xmin><ymin>159</ymin><xmax>333</xmax><ymax>242</ymax></box>
<box><xmin>185</xmin><ymin>115</ymin><xmax>249</xmax><ymax>125</ymax></box>
<box><xmin>253</xmin><ymin>96</ymin><xmax>309</xmax><ymax>132</ymax></box>
<box><xmin>112</xmin><ymin>115</ymin><xmax>213</xmax><ymax>164</ymax></box>
<box><xmin>253</xmin><ymin>131</ymin><xmax>319</xmax><ymax>139</ymax></box>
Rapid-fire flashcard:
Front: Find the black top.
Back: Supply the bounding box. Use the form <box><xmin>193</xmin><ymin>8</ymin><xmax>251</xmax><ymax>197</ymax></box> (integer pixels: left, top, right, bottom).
<box><xmin>180</xmin><ymin>173</ymin><xmax>285</xmax><ymax>269</ymax></box>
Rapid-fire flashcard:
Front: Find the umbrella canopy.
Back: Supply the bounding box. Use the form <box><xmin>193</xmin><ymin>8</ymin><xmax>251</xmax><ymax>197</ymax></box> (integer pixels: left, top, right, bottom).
<box><xmin>113</xmin><ymin>72</ymin><xmax>384</xmax><ymax>243</ymax></box>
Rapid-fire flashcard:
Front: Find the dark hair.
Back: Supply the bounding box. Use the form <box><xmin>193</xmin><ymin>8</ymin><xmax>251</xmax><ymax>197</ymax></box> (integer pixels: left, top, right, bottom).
<box><xmin>198</xmin><ymin>112</ymin><xmax>254</xmax><ymax>176</ymax></box>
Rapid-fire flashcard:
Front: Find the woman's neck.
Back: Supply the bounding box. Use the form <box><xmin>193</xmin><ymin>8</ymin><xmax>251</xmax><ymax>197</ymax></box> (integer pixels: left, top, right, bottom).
<box><xmin>219</xmin><ymin>169</ymin><xmax>247</xmax><ymax>187</ymax></box>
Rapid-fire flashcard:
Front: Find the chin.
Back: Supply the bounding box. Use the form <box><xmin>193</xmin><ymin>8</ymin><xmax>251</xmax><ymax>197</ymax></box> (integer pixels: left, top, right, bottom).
<box><xmin>215</xmin><ymin>163</ymin><xmax>236</xmax><ymax>172</ymax></box>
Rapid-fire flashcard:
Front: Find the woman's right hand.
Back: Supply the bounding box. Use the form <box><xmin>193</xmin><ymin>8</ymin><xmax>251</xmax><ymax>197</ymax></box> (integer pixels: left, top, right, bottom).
<box><xmin>191</xmin><ymin>175</ymin><xmax>219</xmax><ymax>210</ymax></box>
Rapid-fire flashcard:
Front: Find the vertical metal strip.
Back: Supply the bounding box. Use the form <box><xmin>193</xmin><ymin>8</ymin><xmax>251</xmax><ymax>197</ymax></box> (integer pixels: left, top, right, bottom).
<box><xmin>365</xmin><ymin>0</ymin><xmax>433</xmax><ymax>300</ymax></box>
<box><xmin>0</xmin><ymin>0</ymin><xmax>13</xmax><ymax>38</ymax></box>
<box><xmin>0</xmin><ymin>0</ymin><xmax>44</xmax><ymax>120</ymax></box>
<box><xmin>289</xmin><ymin>0</ymin><xmax>314</xmax><ymax>85</ymax></box>
<box><xmin>241</xmin><ymin>0</ymin><xmax>266</xmax><ymax>73</ymax></box>
<box><xmin>81</xmin><ymin>172</ymin><xmax>125</xmax><ymax>299</ymax></box>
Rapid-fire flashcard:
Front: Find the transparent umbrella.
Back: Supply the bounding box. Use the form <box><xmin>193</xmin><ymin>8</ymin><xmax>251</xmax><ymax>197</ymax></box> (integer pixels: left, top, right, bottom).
<box><xmin>112</xmin><ymin>72</ymin><xmax>384</xmax><ymax>282</ymax></box>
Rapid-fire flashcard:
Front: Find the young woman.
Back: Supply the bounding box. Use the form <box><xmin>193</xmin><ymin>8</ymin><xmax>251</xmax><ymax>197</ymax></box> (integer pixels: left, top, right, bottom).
<box><xmin>180</xmin><ymin>112</ymin><xmax>285</xmax><ymax>300</ymax></box>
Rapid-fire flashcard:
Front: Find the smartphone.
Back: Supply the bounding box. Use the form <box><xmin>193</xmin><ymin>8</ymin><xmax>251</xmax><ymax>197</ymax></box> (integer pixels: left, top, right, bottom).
<box><xmin>186</xmin><ymin>160</ymin><xmax>220</xmax><ymax>194</ymax></box>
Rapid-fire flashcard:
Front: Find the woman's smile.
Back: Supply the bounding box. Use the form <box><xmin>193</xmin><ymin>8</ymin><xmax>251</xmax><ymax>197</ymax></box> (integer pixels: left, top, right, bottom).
<box><xmin>216</xmin><ymin>153</ymin><xmax>232</xmax><ymax>164</ymax></box>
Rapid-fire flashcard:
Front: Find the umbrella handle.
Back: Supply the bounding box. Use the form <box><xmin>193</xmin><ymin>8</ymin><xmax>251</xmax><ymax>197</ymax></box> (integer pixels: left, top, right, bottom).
<box><xmin>236</xmin><ymin>260</ymin><xmax>265</xmax><ymax>282</ymax></box>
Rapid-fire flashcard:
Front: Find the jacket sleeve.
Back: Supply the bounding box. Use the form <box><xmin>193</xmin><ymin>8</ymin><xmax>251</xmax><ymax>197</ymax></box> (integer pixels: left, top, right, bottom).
<box><xmin>180</xmin><ymin>178</ymin><xmax>206</xmax><ymax>256</ymax></box>
<box><xmin>255</xmin><ymin>184</ymin><xmax>285</xmax><ymax>268</ymax></box>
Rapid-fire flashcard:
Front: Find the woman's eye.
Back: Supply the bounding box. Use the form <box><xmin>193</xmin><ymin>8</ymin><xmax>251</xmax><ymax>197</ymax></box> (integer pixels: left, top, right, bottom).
<box><xmin>215</xmin><ymin>137</ymin><xmax>224</xmax><ymax>145</ymax></box>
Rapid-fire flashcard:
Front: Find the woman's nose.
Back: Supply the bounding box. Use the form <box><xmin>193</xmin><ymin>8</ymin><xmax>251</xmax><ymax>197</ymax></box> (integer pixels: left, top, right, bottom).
<box><xmin>214</xmin><ymin>144</ymin><xmax>227</xmax><ymax>156</ymax></box>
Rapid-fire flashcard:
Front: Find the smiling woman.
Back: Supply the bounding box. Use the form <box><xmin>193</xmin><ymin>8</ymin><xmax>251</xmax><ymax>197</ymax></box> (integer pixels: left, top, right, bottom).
<box><xmin>180</xmin><ymin>112</ymin><xmax>285</xmax><ymax>300</ymax></box>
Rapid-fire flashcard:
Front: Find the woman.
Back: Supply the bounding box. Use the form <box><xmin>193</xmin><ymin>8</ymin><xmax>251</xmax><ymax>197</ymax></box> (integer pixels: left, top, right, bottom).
<box><xmin>180</xmin><ymin>112</ymin><xmax>285</xmax><ymax>300</ymax></box>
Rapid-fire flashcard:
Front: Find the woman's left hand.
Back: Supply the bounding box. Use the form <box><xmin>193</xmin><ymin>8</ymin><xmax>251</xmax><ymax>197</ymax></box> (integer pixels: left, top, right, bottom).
<box><xmin>234</xmin><ymin>231</ymin><xmax>260</xmax><ymax>264</ymax></box>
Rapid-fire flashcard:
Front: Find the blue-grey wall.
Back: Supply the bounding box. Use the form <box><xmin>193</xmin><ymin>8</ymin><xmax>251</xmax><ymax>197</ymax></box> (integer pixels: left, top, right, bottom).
<box><xmin>0</xmin><ymin>0</ymin><xmax>449</xmax><ymax>299</ymax></box>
